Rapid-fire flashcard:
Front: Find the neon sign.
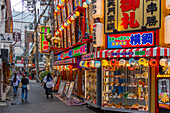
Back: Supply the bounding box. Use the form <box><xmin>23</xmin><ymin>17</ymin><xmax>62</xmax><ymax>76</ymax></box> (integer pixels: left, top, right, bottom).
<box><xmin>57</xmin><ymin>44</ymin><xmax>87</xmax><ymax>60</ymax></box>
<box><xmin>107</xmin><ymin>31</ymin><xmax>155</xmax><ymax>49</ymax></box>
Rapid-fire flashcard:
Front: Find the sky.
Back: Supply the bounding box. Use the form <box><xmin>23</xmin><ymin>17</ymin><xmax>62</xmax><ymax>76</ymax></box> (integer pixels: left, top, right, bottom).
<box><xmin>11</xmin><ymin>0</ymin><xmax>25</xmax><ymax>12</ymax></box>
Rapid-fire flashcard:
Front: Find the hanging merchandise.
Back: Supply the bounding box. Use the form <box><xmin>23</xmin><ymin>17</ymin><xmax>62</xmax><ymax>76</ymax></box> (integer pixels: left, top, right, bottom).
<box><xmin>119</xmin><ymin>59</ymin><xmax>126</xmax><ymax>67</ymax></box>
<box><xmin>149</xmin><ymin>59</ymin><xmax>157</xmax><ymax>67</ymax></box>
<box><xmin>68</xmin><ymin>65</ymin><xmax>73</xmax><ymax>69</ymax></box>
<box><xmin>129</xmin><ymin>58</ymin><xmax>136</xmax><ymax>66</ymax></box>
<box><xmin>110</xmin><ymin>59</ymin><xmax>117</xmax><ymax>66</ymax></box>
<box><xmin>87</xmin><ymin>61</ymin><xmax>91</xmax><ymax>68</ymax></box>
<box><xmin>160</xmin><ymin>58</ymin><xmax>168</xmax><ymax>67</ymax></box>
<box><xmin>94</xmin><ymin>61</ymin><xmax>101</xmax><ymax>68</ymax></box>
<box><xmin>90</xmin><ymin>60</ymin><xmax>95</xmax><ymax>68</ymax></box>
<box><xmin>79</xmin><ymin>61</ymin><xmax>83</xmax><ymax>67</ymax></box>
<box><xmin>138</xmin><ymin>58</ymin><xmax>147</xmax><ymax>66</ymax></box>
<box><xmin>101</xmin><ymin>60</ymin><xmax>108</xmax><ymax>67</ymax></box>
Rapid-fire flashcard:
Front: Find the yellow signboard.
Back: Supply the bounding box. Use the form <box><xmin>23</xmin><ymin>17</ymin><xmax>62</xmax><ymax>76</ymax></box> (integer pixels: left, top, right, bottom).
<box><xmin>104</xmin><ymin>0</ymin><xmax>161</xmax><ymax>34</ymax></box>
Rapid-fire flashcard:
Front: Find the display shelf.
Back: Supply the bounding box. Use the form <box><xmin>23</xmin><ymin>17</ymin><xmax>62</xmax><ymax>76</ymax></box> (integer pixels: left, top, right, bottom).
<box><xmin>101</xmin><ymin>107</ymin><xmax>149</xmax><ymax>113</ymax></box>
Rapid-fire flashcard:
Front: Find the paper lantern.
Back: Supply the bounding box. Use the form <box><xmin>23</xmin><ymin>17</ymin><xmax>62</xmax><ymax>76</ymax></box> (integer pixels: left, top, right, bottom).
<box><xmin>166</xmin><ymin>0</ymin><xmax>170</xmax><ymax>9</ymax></box>
<box><xmin>64</xmin><ymin>23</ymin><xmax>68</xmax><ymax>27</ymax></box>
<box><xmin>160</xmin><ymin>58</ymin><xmax>168</xmax><ymax>66</ymax></box>
<box><xmin>69</xmin><ymin>65</ymin><xmax>73</xmax><ymax>69</ymax></box>
<box><xmin>75</xmin><ymin>11</ymin><xmax>80</xmax><ymax>17</ymax></box>
<box><xmin>59</xmin><ymin>66</ymin><xmax>61</xmax><ymax>69</ymax></box>
<box><xmin>165</xmin><ymin>15</ymin><xmax>170</xmax><ymax>44</ymax></box>
<box><xmin>149</xmin><ymin>59</ymin><xmax>157</xmax><ymax>67</ymax></box>
<box><xmin>138</xmin><ymin>58</ymin><xmax>147</xmax><ymax>66</ymax></box>
<box><xmin>110</xmin><ymin>59</ymin><xmax>117</xmax><ymax>66</ymax></box>
<box><xmin>90</xmin><ymin>60</ymin><xmax>95</xmax><ymax>68</ymax></box>
<box><xmin>84</xmin><ymin>61</ymin><xmax>88</xmax><ymax>68</ymax></box>
<box><xmin>129</xmin><ymin>58</ymin><xmax>136</xmax><ymax>66</ymax></box>
<box><xmin>79</xmin><ymin>61</ymin><xmax>83</xmax><ymax>67</ymax></box>
<box><xmin>94</xmin><ymin>61</ymin><xmax>101</xmax><ymax>68</ymax></box>
<box><xmin>101</xmin><ymin>60</ymin><xmax>108</xmax><ymax>66</ymax></box>
<box><xmin>93</xmin><ymin>22</ymin><xmax>104</xmax><ymax>47</ymax></box>
<box><xmin>73</xmin><ymin>14</ymin><xmax>78</xmax><ymax>19</ymax></box>
<box><xmin>119</xmin><ymin>59</ymin><xmax>126</xmax><ymax>66</ymax></box>
<box><xmin>61</xmin><ymin>25</ymin><xmax>65</xmax><ymax>29</ymax></box>
<box><xmin>83</xmin><ymin>2</ymin><xmax>88</xmax><ymax>8</ymax></box>
<box><xmin>92</xmin><ymin>0</ymin><xmax>103</xmax><ymax>19</ymax></box>
<box><xmin>63</xmin><ymin>65</ymin><xmax>66</xmax><ymax>69</ymax></box>
<box><xmin>71</xmin><ymin>16</ymin><xmax>75</xmax><ymax>21</ymax></box>
<box><xmin>67</xmin><ymin>19</ymin><xmax>72</xmax><ymax>24</ymax></box>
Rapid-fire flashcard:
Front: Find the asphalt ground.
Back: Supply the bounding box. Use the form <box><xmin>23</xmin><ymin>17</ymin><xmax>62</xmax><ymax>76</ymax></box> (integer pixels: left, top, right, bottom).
<box><xmin>0</xmin><ymin>81</ymin><xmax>96</xmax><ymax>113</ymax></box>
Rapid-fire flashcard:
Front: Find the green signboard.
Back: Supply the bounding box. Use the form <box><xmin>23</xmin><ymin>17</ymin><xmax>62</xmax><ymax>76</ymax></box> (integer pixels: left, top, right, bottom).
<box><xmin>73</xmin><ymin>44</ymin><xmax>87</xmax><ymax>57</ymax></box>
<box><xmin>40</xmin><ymin>26</ymin><xmax>50</xmax><ymax>53</ymax></box>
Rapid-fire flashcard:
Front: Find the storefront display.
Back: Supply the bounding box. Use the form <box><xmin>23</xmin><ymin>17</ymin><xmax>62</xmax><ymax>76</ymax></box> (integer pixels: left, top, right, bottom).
<box><xmin>102</xmin><ymin>59</ymin><xmax>149</xmax><ymax>112</ymax></box>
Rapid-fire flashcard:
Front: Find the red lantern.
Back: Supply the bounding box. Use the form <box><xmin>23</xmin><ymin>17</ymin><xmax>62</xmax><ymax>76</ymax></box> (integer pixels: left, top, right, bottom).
<box><xmin>69</xmin><ymin>65</ymin><xmax>73</xmax><ymax>69</ymax></box>
<box><xmin>59</xmin><ymin>66</ymin><xmax>61</xmax><ymax>69</ymax></box>
<box><xmin>150</xmin><ymin>59</ymin><xmax>157</xmax><ymax>66</ymax></box>
<box><xmin>87</xmin><ymin>61</ymin><xmax>91</xmax><ymax>67</ymax></box>
<box><xmin>63</xmin><ymin>65</ymin><xmax>66</xmax><ymax>69</ymax></box>
<box><xmin>110</xmin><ymin>59</ymin><xmax>117</xmax><ymax>66</ymax></box>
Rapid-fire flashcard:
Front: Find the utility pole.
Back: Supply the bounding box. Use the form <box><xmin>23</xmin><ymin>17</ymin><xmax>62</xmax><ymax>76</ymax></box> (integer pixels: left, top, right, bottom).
<box><xmin>50</xmin><ymin>0</ymin><xmax>55</xmax><ymax>73</ymax></box>
<box><xmin>33</xmin><ymin>0</ymin><xmax>39</xmax><ymax>82</ymax></box>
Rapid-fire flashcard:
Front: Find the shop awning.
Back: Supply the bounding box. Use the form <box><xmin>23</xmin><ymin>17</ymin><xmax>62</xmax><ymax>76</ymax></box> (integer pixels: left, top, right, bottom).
<box><xmin>97</xmin><ymin>47</ymin><xmax>170</xmax><ymax>58</ymax></box>
<box><xmin>54</xmin><ymin>58</ymin><xmax>77</xmax><ymax>65</ymax></box>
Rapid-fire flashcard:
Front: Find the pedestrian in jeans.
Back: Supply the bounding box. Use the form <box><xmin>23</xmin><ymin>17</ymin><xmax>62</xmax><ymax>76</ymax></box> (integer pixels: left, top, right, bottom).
<box><xmin>21</xmin><ymin>74</ymin><xmax>29</xmax><ymax>102</ymax></box>
<box><xmin>11</xmin><ymin>73</ymin><xmax>20</xmax><ymax>96</ymax></box>
<box><xmin>43</xmin><ymin>73</ymin><xmax>54</xmax><ymax>99</ymax></box>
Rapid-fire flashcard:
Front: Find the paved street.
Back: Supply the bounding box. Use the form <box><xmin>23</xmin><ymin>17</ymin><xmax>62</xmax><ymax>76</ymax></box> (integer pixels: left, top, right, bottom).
<box><xmin>0</xmin><ymin>81</ymin><xmax>95</xmax><ymax>113</ymax></box>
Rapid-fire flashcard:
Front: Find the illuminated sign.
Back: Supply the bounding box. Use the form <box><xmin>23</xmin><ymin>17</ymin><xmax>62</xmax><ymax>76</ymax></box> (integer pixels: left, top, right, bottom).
<box><xmin>104</xmin><ymin>0</ymin><xmax>160</xmax><ymax>33</ymax></box>
<box><xmin>40</xmin><ymin>26</ymin><xmax>50</xmax><ymax>53</ymax></box>
<box><xmin>157</xmin><ymin>74</ymin><xmax>170</xmax><ymax>78</ymax></box>
<box><xmin>57</xmin><ymin>44</ymin><xmax>87</xmax><ymax>60</ymax></box>
<box><xmin>107</xmin><ymin>31</ymin><xmax>155</xmax><ymax>49</ymax></box>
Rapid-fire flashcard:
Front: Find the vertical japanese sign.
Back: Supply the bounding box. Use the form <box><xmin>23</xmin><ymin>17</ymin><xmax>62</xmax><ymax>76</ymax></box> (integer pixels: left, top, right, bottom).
<box><xmin>144</xmin><ymin>0</ymin><xmax>160</xmax><ymax>29</ymax></box>
<box><xmin>104</xmin><ymin>0</ymin><xmax>117</xmax><ymax>34</ymax></box>
<box><xmin>104</xmin><ymin>0</ymin><xmax>161</xmax><ymax>33</ymax></box>
<box><xmin>40</xmin><ymin>26</ymin><xmax>50</xmax><ymax>53</ymax></box>
<box><xmin>118</xmin><ymin>0</ymin><xmax>143</xmax><ymax>31</ymax></box>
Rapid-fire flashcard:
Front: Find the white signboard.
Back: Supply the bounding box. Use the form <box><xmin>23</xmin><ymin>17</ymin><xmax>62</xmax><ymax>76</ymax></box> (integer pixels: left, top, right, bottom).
<box><xmin>0</xmin><ymin>33</ymin><xmax>13</xmax><ymax>43</ymax></box>
<box><xmin>39</xmin><ymin>62</ymin><xmax>45</xmax><ymax>68</ymax></box>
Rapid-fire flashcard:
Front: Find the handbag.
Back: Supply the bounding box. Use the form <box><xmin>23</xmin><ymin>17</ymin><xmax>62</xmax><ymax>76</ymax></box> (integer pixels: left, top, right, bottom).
<box><xmin>19</xmin><ymin>83</ymin><xmax>22</xmax><ymax>88</ymax></box>
<box><xmin>27</xmin><ymin>85</ymin><xmax>30</xmax><ymax>91</ymax></box>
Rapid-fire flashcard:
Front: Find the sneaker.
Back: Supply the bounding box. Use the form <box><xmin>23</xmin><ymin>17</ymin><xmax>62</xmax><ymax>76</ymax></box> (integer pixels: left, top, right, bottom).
<box><xmin>22</xmin><ymin>99</ymin><xmax>24</xmax><ymax>102</ymax></box>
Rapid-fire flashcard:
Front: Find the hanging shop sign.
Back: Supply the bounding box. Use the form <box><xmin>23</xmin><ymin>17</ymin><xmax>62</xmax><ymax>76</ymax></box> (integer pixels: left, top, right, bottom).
<box><xmin>57</xmin><ymin>44</ymin><xmax>87</xmax><ymax>60</ymax></box>
<box><xmin>104</xmin><ymin>0</ymin><xmax>160</xmax><ymax>34</ymax></box>
<box><xmin>54</xmin><ymin>58</ymin><xmax>77</xmax><ymax>65</ymax></box>
<box><xmin>72</xmin><ymin>44</ymin><xmax>87</xmax><ymax>57</ymax></box>
<box><xmin>107</xmin><ymin>31</ymin><xmax>155</xmax><ymax>49</ymax></box>
<box><xmin>40</xmin><ymin>26</ymin><xmax>50</xmax><ymax>53</ymax></box>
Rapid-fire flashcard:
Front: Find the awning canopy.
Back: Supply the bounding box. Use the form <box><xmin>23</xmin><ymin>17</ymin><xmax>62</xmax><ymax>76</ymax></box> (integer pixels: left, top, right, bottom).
<box><xmin>81</xmin><ymin>47</ymin><xmax>170</xmax><ymax>60</ymax></box>
<box><xmin>54</xmin><ymin>58</ymin><xmax>77</xmax><ymax>65</ymax></box>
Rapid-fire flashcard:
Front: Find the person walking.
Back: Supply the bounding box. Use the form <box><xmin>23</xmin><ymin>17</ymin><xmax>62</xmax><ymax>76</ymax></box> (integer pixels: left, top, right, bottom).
<box><xmin>43</xmin><ymin>73</ymin><xmax>54</xmax><ymax>99</ymax></box>
<box><xmin>11</xmin><ymin>73</ymin><xmax>20</xmax><ymax>96</ymax></box>
<box><xmin>21</xmin><ymin>74</ymin><xmax>29</xmax><ymax>102</ymax></box>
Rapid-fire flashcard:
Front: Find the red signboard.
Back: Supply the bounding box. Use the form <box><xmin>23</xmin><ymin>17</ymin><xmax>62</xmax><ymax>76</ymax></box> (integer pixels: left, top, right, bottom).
<box><xmin>107</xmin><ymin>31</ymin><xmax>155</xmax><ymax>49</ymax></box>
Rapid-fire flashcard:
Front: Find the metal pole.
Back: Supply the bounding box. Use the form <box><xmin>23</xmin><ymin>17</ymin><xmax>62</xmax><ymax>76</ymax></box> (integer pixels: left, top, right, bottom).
<box><xmin>34</xmin><ymin>0</ymin><xmax>40</xmax><ymax>82</ymax></box>
<box><xmin>50</xmin><ymin>0</ymin><xmax>55</xmax><ymax>73</ymax></box>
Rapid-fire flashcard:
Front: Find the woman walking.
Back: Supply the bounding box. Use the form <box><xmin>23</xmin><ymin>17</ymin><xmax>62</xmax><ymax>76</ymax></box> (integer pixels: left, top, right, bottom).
<box><xmin>21</xmin><ymin>74</ymin><xmax>29</xmax><ymax>102</ymax></box>
<box><xmin>43</xmin><ymin>73</ymin><xmax>54</xmax><ymax>99</ymax></box>
<box><xmin>11</xmin><ymin>73</ymin><xmax>20</xmax><ymax>96</ymax></box>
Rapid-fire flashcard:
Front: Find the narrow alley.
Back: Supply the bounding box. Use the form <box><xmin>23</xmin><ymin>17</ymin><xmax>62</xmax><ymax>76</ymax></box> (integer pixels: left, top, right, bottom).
<box><xmin>0</xmin><ymin>81</ymin><xmax>95</xmax><ymax>113</ymax></box>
